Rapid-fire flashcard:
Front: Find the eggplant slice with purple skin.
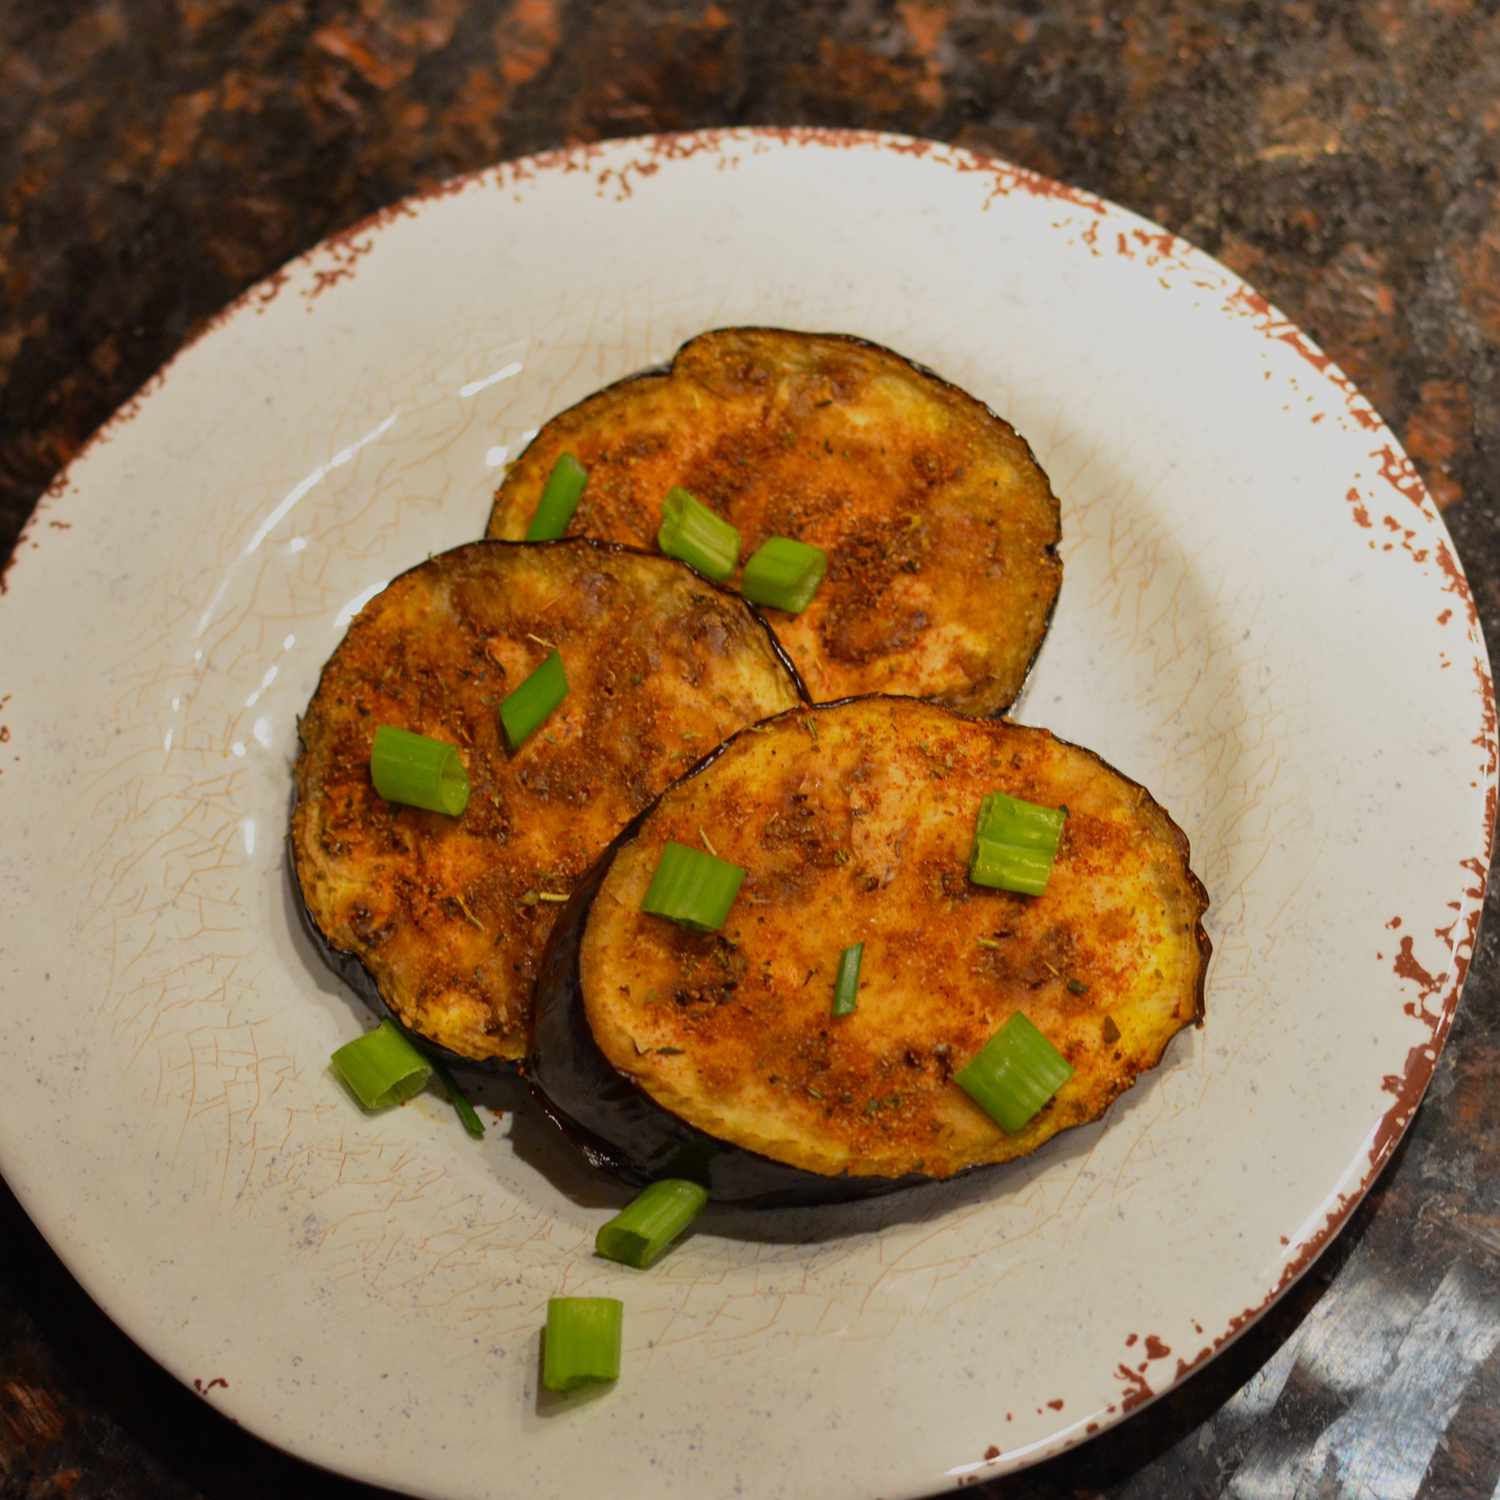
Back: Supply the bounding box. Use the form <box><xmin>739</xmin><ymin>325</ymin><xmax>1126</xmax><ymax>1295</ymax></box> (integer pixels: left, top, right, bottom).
<box><xmin>487</xmin><ymin>328</ymin><xmax>1063</xmax><ymax>717</ymax></box>
<box><xmin>291</xmin><ymin>539</ymin><xmax>803</xmax><ymax>1065</ymax></box>
<box><xmin>530</xmin><ymin>697</ymin><xmax>1210</xmax><ymax>1206</ymax></box>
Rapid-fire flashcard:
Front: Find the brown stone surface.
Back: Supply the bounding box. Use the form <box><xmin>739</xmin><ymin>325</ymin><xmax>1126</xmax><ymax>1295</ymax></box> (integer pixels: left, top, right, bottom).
<box><xmin>0</xmin><ymin>2</ymin><xmax>1496</xmax><ymax>1497</ymax></box>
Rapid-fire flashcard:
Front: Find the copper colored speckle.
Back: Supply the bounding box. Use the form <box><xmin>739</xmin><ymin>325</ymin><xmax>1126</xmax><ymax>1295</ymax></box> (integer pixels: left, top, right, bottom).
<box><xmin>1392</xmin><ymin>934</ymin><xmax>1445</xmax><ymax>1009</ymax></box>
<box><xmin>1219</xmin><ymin>281</ymin><xmax>1389</xmax><ymax>434</ymax></box>
<box><xmin>1374</xmin><ymin>442</ymin><xmax>1433</xmax><ymax>513</ymax></box>
<box><xmin>1473</xmin><ymin>659</ymin><xmax>1499</xmax><ymax>781</ymax></box>
<box><xmin>1115</xmin><ymin>1360</ymin><xmax>1154</xmax><ymax>1413</ymax></box>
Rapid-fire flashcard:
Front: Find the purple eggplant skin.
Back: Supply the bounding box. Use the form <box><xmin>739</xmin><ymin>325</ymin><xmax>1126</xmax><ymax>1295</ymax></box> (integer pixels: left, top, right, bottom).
<box><xmin>527</xmin><ymin>807</ymin><xmax>937</xmax><ymax>1208</ymax></box>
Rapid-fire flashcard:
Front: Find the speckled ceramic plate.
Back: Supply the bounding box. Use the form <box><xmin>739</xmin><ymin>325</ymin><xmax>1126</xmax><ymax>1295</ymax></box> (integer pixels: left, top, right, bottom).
<box><xmin>0</xmin><ymin>130</ymin><xmax>1493</xmax><ymax>1499</ymax></box>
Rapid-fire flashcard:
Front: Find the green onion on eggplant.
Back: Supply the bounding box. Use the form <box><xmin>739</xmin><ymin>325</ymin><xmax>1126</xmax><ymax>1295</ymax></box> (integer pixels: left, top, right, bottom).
<box><xmin>488</xmin><ymin>328</ymin><xmax>1062</xmax><ymax>715</ymax></box>
<box><xmin>291</xmin><ymin>538</ymin><xmax>803</xmax><ymax>1065</ymax></box>
<box><xmin>527</xmin><ymin>697</ymin><xmax>1210</xmax><ymax>1206</ymax></box>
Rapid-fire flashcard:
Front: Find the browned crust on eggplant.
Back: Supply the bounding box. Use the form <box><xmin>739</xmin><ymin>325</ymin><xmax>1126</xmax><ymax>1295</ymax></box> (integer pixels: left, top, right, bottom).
<box><xmin>291</xmin><ymin>539</ymin><xmax>802</xmax><ymax>1063</ymax></box>
<box><xmin>487</xmin><ymin>329</ymin><xmax>1062</xmax><ymax>716</ymax></box>
<box><xmin>529</xmin><ymin>847</ymin><xmax>935</xmax><ymax>1205</ymax></box>
<box><xmin>543</xmin><ymin>697</ymin><xmax>1208</xmax><ymax>1191</ymax></box>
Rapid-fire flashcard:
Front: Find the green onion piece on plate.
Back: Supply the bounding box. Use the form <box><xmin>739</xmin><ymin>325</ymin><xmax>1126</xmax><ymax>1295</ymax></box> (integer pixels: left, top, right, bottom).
<box><xmin>500</xmin><ymin>649</ymin><xmax>568</xmax><ymax>750</ymax></box>
<box><xmin>330</xmin><ymin>1020</ymin><xmax>433</xmax><ymax>1112</ymax></box>
<box><xmin>832</xmin><ymin>941</ymin><xmax>863</xmax><ymax>1016</ymax></box>
<box><xmin>525</xmin><ymin>452</ymin><xmax>589</xmax><ymax>541</ymax></box>
<box><xmin>969</xmin><ymin>792</ymin><xmax>1065</xmax><ymax>895</ymax></box>
<box><xmin>741</xmin><ymin>536</ymin><xmax>828</xmax><ymax>613</ymax></box>
<box><xmin>596</xmin><ymin>1179</ymin><xmax>709</xmax><ymax>1269</ymax></box>
<box><xmin>370</xmin><ymin>725</ymin><xmax>470</xmax><ymax>816</ymax></box>
<box><xmin>955</xmin><ymin>1012</ymin><xmax>1073</xmax><ymax>1133</ymax></box>
<box><xmin>543</xmin><ymin>1298</ymin><xmax>623</xmax><ymax>1392</ymax></box>
<box><xmin>657</xmin><ymin>487</ymin><xmax>740</xmax><ymax>581</ymax></box>
<box><xmin>640</xmin><ymin>840</ymin><xmax>746</xmax><ymax>932</ymax></box>
<box><xmin>429</xmin><ymin>1056</ymin><xmax>485</xmax><ymax>1139</ymax></box>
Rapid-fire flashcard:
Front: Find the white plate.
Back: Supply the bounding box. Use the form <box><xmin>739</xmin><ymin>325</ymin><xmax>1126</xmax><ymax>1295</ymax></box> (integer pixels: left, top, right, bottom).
<box><xmin>0</xmin><ymin>129</ymin><xmax>1493</xmax><ymax>1499</ymax></box>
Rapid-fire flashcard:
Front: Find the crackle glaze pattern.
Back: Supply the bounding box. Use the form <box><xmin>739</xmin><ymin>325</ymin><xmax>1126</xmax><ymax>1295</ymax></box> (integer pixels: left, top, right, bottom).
<box><xmin>0</xmin><ymin>132</ymin><xmax>1492</xmax><ymax>1500</ymax></box>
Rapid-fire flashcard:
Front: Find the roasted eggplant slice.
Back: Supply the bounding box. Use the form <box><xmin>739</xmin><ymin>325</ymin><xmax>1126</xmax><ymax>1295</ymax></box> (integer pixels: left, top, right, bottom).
<box><xmin>530</xmin><ymin>697</ymin><xmax>1209</xmax><ymax>1204</ymax></box>
<box><xmin>487</xmin><ymin>329</ymin><xmax>1062</xmax><ymax>716</ymax></box>
<box><xmin>291</xmin><ymin>540</ymin><xmax>802</xmax><ymax>1064</ymax></box>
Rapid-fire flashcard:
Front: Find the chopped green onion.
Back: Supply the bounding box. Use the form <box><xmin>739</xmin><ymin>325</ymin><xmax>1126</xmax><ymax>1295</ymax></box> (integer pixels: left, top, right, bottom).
<box><xmin>975</xmin><ymin>792</ymin><xmax>1066</xmax><ymax>851</ymax></box>
<box><xmin>955</xmin><ymin>1012</ymin><xmax>1073</xmax><ymax>1133</ymax></box>
<box><xmin>969</xmin><ymin>792</ymin><xmax>1065</xmax><ymax>895</ymax></box>
<box><xmin>500</xmin><ymin>649</ymin><xmax>568</xmax><ymax>750</ymax></box>
<box><xmin>330</xmin><ymin>1020</ymin><xmax>433</xmax><ymax>1111</ymax></box>
<box><xmin>832</xmin><ymin>942</ymin><xmax>863</xmax><ymax>1016</ymax></box>
<box><xmin>640</xmin><ymin>840</ymin><xmax>746</xmax><ymax>932</ymax></box>
<box><xmin>330</xmin><ymin>1021</ymin><xmax>486</xmax><ymax>1138</ymax></box>
<box><xmin>543</xmin><ymin>1298</ymin><xmax>623</xmax><ymax>1392</ymax></box>
<box><xmin>657</xmin><ymin>487</ymin><xmax>740</xmax><ymax>581</ymax></box>
<box><xmin>370</xmin><ymin>725</ymin><xmax>470</xmax><ymax>816</ymax></box>
<box><xmin>596</xmin><ymin>1179</ymin><xmax>709</xmax><ymax>1268</ymax></box>
<box><xmin>741</xmin><ymin>536</ymin><xmax>828</xmax><ymax>613</ymax></box>
<box><xmin>429</xmin><ymin>1056</ymin><xmax>485</xmax><ymax>1139</ymax></box>
<box><xmin>969</xmin><ymin>837</ymin><xmax>1055</xmax><ymax>897</ymax></box>
<box><xmin>525</xmin><ymin>452</ymin><xmax>589</xmax><ymax>541</ymax></box>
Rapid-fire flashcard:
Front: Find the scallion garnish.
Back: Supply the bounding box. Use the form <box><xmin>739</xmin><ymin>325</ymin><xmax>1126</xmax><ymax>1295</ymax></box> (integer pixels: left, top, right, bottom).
<box><xmin>741</xmin><ymin>536</ymin><xmax>828</xmax><ymax>613</ymax></box>
<box><xmin>429</xmin><ymin>1056</ymin><xmax>485</xmax><ymax>1139</ymax></box>
<box><xmin>330</xmin><ymin>1020</ymin><xmax>433</xmax><ymax>1112</ymax></box>
<box><xmin>955</xmin><ymin>1012</ymin><xmax>1073</xmax><ymax>1133</ymax></box>
<box><xmin>500</xmin><ymin>648</ymin><xmax>568</xmax><ymax>750</ymax></box>
<box><xmin>370</xmin><ymin>725</ymin><xmax>470</xmax><ymax>816</ymax></box>
<box><xmin>596</xmin><ymin>1179</ymin><xmax>708</xmax><ymax>1269</ymax></box>
<box><xmin>657</xmin><ymin>487</ymin><xmax>740</xmax><ymax>581</ymax></box>
<box><xmin>969</xmin><ymin>792</ymin><xmax>1065</xmax><ymax>895</ymax></box>
<box><xmin>640</xmin><ymin>840</ymin><xmax>746</xmax><ymax>932</ymax></box>
<box><xmin>543</xmin><ymin>1298</ymin><xmax>623</xmax><ymax>1392</ymax></box>
<box><xmin>969</xmin><ymin>838</ymin><xmax>1055</xmax><ymax>896</ymax></box>
<box><xmin>832</xmin><ymin>942</ymin><xmax>863</xmax><ymax>1016</ymax></box>
<box><xmin>975</xmin><ymin>792</ymin><xmax>1066</xmax><ymax>850</ymax></box>
<box><xmin>525</xmin><ymin>452</ymin><xmax>589</xmax><ymax>541</ymax></box>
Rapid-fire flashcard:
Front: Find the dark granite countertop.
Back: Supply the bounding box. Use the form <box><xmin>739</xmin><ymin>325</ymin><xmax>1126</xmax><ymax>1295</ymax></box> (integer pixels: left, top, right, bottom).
<box><xmin>1</xmin><ymin>2</ymin><xmax>1496</xmax><ymax>1497</ymax></box>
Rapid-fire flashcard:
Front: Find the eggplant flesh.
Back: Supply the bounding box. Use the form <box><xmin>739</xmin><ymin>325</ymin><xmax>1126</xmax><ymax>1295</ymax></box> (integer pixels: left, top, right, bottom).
<box><xmin>531</xmin><ymin>852</ymin><xmax>933</xmax><ymax>1206</ymax></box>
<box><xmin>291</xmin><ymin>539</ymin><xmax>802</xmax><ymax>1064</ymax></box>
<box><xmin>487</xmin><ymin>328</ymin><xmax>1062</xmax><ymax>717</ymax></box>
<box><xmin>529</xmin><ymin>697</ymin><xmax>1210</xmax><ymax>1204</ymax></box>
